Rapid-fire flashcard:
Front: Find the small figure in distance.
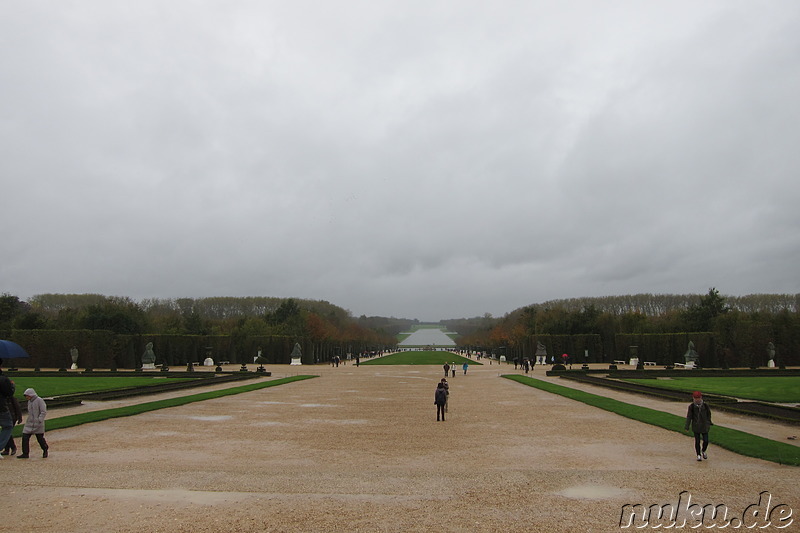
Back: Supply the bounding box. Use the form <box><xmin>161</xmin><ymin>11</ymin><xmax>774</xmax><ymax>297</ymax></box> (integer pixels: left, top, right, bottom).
<box><xmin>435</xmin><ymin>382</ymin><xmax>448</xmax><ymax>422</ymax></box>
<box><xmin>441</xmin><ymin>378</ymin><xmax>449</xmax><ymax>412</ymax></box>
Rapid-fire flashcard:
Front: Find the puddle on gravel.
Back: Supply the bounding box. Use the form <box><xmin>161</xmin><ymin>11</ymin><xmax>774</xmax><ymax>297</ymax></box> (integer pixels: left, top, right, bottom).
<box><xmin>74</xmin><ymin>488</ymin><xmax>260</xmax><ymax>505</ymax></box>
<box><xmin>557</xmin><ymin>485</ymin><xmax>631</xmax><ymax>500</ymax></box>
<box><xmin>305</xmin><ymin>418</ymin><xmax>368</xmax><ymax>425</ymax></box>
<box><xmin>187</xmin><ymin>415</ymin><xmax>232</xmax><ymax>421</ymax></box>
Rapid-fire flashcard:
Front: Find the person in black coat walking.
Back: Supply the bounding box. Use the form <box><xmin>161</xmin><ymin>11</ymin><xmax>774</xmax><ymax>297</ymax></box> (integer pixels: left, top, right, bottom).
<box><xmin>435</xmin><ymin>382</ymin><xmax>448</xmax><ymax>421</ymax></box>
<box><xmin>685</xmin><ymin>391</ymin><xmax>713</xmax><ymax>461</ymax></box>
<box><xmin>1</xmin><ymin>378</ymin><xmax>22</xmax><ymax>456</ymax></box>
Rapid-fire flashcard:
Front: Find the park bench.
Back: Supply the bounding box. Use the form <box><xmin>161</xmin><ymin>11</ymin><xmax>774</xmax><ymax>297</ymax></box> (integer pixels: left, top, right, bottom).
<box><xmin>613</xmin><ymin>360</ymin><xmax>626</xmax><ymax>365</ymax></box>
<box><xmin>643</xmin><ymin>361</ymin><xmax>656</xmax><ymax>366</ymax></box>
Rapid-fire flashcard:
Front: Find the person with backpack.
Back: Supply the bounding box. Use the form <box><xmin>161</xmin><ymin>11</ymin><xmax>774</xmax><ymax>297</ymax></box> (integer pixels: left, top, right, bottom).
<box><xmin>684</xmin><ymin>391</ymin><xmax>713</xmax><ymax>461</ymax></box>
<box><xmin>435</xmin><ymin>382</ymin><xmax>448</xmax><ymax>422</ymax></box>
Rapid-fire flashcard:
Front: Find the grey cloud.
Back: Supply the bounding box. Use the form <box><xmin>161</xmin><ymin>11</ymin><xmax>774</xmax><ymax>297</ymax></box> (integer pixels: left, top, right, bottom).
<box><xmin>2</xmin><ymin>2</ymin><xmax>799</xmax><ymax>322</ymax></box>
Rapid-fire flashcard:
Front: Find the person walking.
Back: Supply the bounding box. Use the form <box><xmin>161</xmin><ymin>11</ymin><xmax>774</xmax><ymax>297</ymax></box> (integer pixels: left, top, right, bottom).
<box><xmin>17</xmin><ymin>388</ymin><xmax>48</xmax><ymax>459</ymax></box>
<box><xmin>451</xmin><ymin>363</ymin><xmax>456</xmax><ymax>378</ymax></box>
<box><xmin>1</xmin><ymin>378</ymin><xmax>22</xmax><ymax>456</ymax></box>
<box><xmin>440</xmin><ymin>378</ymin><xmax>449</xmax><ymax>412</ymax></box>
<box><xmin>684</xmin><ymin>391</ymin><xmax>712</xmax><ymax>461</ymax></box>
<box><xmin>462</xmin><ymin>362</ymin><xmax>468</xmax><ymax>375</ymax></box>
<box><xmin>435</xmin><ymin>382</ymin><xmax>448</xmax><ymax>421</ymax></box>
<box><xmin>0</xmin><ymin>359</ymin><xmax>16</xmax><ymax>459</ymax></box>
<box><xmin>443</xmin><ymin>363</ymin><xmax>450</xmax><ymax>378</ymax></box>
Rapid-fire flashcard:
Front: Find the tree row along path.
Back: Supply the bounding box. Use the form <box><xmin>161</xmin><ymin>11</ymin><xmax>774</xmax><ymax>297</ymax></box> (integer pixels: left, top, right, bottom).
<box><xmin>3</xmin><ymin>361</ymin><xmax>798</xmax><ymax>533</ymax></box>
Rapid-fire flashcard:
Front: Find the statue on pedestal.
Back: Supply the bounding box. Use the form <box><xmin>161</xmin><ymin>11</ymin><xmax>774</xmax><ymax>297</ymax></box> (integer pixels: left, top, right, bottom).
<box><xmin>535</xmin><ymin>342</ymin><xmax>547</xmax><ymax>365</ymax></box>
<box><xmin>142</xmin><ymin>342</ymin><xmax>156</xmax><ymax>369</ymax></box>
<box><xmin>767</xmin><ymin>342</ymin><xmax>776</xmax><ymax>368</ymax></box>
<box><xmin>290</xmin><ymin>342</ymin><xmax>303</xmax><ymax>365</ymax></box>
<box><xmin>683</xmin><ymin>341</ymin><xmax>699</xmax><ymax>368</ymax></box>
<box><xmin>70</xmin><ymin>347</ymin><xmax>79</xmax><ymax>370</ymax></box>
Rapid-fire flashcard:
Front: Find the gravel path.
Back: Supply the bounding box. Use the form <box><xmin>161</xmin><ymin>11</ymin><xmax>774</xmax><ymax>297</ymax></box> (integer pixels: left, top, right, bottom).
<box><xmin>3</xmin><ymin>362</ymin><xmax>798</xmax><ymax>532</ymax></box>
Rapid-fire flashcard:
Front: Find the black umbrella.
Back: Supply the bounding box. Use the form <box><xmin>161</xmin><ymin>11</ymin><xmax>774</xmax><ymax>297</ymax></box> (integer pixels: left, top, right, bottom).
<box><xmin>0</xmin><ymin>340</ymin><xmax>30</xmax><ymax>360</ymax></box>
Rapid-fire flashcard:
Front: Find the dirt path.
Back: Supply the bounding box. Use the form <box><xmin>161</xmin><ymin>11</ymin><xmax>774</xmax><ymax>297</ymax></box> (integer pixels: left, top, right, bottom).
<box><xmin>3</xmin><ymin>362</ymin><xmax>798</xmax><ymax>532</ymax></box>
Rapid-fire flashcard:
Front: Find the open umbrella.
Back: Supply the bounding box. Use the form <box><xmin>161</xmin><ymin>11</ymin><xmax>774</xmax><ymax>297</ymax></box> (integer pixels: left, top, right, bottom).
<box><xmin>0</xmin><ymin>340</ymin><xmax>30</xmax><ymax>360</ymax></box>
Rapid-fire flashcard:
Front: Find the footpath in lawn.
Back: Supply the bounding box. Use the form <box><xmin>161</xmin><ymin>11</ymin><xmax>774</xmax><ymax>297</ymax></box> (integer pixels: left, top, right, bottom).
<box><xmin>505</xmin><ymin>374</ymin><xmax>800</xmax><ymax>466</ymax></box>
<box><xmin>11</xmin><ymin>375</ymin><xmax>315</xmax><ymax>438</ymax></box>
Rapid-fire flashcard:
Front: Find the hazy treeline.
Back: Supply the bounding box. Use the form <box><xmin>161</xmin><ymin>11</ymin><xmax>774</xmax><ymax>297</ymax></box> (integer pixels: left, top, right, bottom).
<box><xmin>356</xmin><ymin>315</ymin><xmax>421</xmax><ymax>338</ymax></box>
<box><xmin>455</xmin><ymin>290</ymin><xmax>800</xmax><ymax>367</ymax></box>
<box><xmin>0</xmin><ymin>293</ymin><xmax>395</xmax><ymax>349</ymax></box>
<box><xmin>517</xmin><ymin>293</ymin><xmax>799</xmax><ymax>316</ymax></box>
<box><xmin>27</xmin><ymin>294</ymin><xmax>351</xmax><ymax>322</ymax></box>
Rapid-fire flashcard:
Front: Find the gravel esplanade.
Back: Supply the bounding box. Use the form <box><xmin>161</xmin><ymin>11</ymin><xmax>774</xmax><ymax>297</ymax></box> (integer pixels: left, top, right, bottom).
<box><xmin>3</xmin><ymin>362</ymin><xmax>798</xmax><ymax>532</ymax></box>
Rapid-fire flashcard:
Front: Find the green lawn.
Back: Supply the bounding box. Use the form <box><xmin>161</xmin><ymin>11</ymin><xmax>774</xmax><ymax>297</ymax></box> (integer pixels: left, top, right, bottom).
<box><xmin>505</xmin><ymin>375</ymin><xmax>800</xmax><ymax>466</ymax></box>
<box><xmin>6</xmin><ymin>376</ymin><xmax>200</xmax><ymax>399</ymax></box>
<box><xmin>362</xmin><ymin>351</ymin><xmax>481</xmax><ymax>366</ymax></box>
<box><xmin>11</xmin><ymin>375</ymin><xmax>316</xmax><ymax>437</ymax></box>
<box><xmin>624</xmin><ymin>376</ymin><xmax>800</xmax><ymax>403</ymax></box>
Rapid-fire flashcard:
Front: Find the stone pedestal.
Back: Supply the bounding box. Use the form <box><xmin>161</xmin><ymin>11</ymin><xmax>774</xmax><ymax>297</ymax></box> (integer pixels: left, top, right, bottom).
<box><xmin>290</xmin><ymin>357</ymin><xmax>302</xmax><ymax>365</ymax></box>
<box><xmin>70</xmin><ymin>363</ymin><xmax>78</xmax><ymax>370</ymax></box>
<box><xmin>142</xmin><ymin>363</ymin><xmax>156</xmax><ymax>370</ymax></box>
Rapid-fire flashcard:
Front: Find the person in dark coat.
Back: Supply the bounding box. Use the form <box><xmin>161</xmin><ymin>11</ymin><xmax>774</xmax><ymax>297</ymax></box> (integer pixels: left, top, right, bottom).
<box><xmin>435</xmin><ymin>382</ymin><xmax>448</xmax><ymax>421</ymax></box>
<box><xmin>440</xmin><ymin>378</ymin><xmax>449</xmax><ymax>412</ymax></box>
<box><xmin>0</xmin><ymin>359</ymin><xmax>16</xmax><ymax>458</ymax></box>
<box><xmin>443</xmin><ymin>363</ymin><xmax>450</xmax><ymax>378</ymax></box>
<box><xmin>1</xmin><ymin>378</ymin><xmax>22</xmax><ymax>456</ymax></box>
<box><xmin>685</xmin><ymin>391</ymin><xmax>712</xmax><ymax>461</ymax></box>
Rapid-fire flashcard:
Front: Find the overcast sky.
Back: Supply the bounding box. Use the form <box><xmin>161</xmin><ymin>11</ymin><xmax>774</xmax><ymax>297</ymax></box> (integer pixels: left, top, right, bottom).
<box><xmin>2</xmin><ymin>2</ymin><xmax>799</xmax><ymax>322</ymax></box>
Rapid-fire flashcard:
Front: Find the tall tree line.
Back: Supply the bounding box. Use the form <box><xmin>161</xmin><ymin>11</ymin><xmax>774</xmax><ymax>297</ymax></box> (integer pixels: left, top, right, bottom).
<box><xmin>455</xmin><ymin>289</ymin><xmax>800</xmax><ymax>365</ymax></box>
<box><xmin>0</xmin><ymin>293</ymin><xmax>394</xmax><ymax>348</ymax></box>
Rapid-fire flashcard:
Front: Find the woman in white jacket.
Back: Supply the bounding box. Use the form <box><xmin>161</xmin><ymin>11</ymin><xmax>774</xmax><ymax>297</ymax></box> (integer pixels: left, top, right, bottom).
<box><xmin>17</xmin><ymin>388</ymin><xmax>48</xmax><ymax>459</ymax></box>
